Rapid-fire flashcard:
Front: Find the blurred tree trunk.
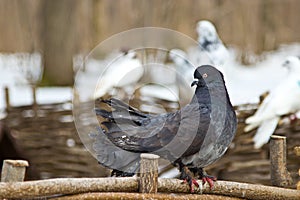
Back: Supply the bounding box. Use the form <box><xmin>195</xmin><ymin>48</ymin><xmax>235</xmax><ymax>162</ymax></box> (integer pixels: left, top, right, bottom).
<box><xmin>42</xmin><ymin>0</ymin><xmax>76</xmax><ymax>85</ymax></box>
<box><xmin>42</xmin><ymin>0</ymin><xmax>94</xmax><ymax>86</ymax></box>
<box><xmin>0</xmin><ymin>0</ymin><xmax>42</xmax><ymax>52</ymax></box>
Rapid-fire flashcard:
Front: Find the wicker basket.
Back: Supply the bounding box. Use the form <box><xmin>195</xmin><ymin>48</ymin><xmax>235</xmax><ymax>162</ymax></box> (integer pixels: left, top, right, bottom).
<box><xmin>1</xmin><ymin>102</ymin><xmax>109</xmax><ymax>180</ymax></box>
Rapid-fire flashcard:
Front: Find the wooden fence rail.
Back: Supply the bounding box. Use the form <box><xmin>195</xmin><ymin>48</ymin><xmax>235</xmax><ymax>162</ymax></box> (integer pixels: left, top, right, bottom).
<box><xmin>1</xmin><ymin>138</ymin><xmax>300</xmax><ymax>199</ymax></box>
<box><xmin>0</xmin><ymin>177</ymin><xmax>300</xmax><ymax>199</ymax></box>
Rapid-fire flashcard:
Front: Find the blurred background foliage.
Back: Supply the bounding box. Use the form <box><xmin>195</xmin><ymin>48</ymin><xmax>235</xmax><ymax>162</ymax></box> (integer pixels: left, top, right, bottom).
<box><xmin>0</xmin><ymin>0</ymin><xmax>299</xmax><ymax>85</ymax></box>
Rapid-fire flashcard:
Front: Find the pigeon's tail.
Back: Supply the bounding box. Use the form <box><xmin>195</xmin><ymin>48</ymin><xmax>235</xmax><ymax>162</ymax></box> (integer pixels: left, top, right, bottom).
<box><xmin>89</xmin><ymin>128</ymin><xmax>140</xmax><ymax>174</ymax></box>
<box><xmin>244</xmin><ymin>123</ymin><xmax>259</xmax><ymax>133</ymax></box>
<box><xmin>253</xmin><ymin>117</ymin><xmax>279</xmax><ymax>149</ymax></box>
<box><xmin>91</xmin><ymin>98</ymin><xmax>151</xmax><ymax>173</ymax></box>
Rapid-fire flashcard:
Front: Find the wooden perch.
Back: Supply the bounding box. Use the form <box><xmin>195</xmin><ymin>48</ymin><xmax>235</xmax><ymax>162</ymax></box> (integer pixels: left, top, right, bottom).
<box><xmin>294</xmin><ymin>146</ymin><xmax>300</xmax><ymax>157</ymax></box>
<box><xmin>295</xmin><ymin>146</ymin><xmax>300</xmax><ymax>190</ymax></box>
<box><xmin>298</xmin><ymin>169</ymin><xmax>300</xmax><ymax>190</ymax></box>
<box><xmin>1</xmin><ymin>159</ymin><xmax>29</xmax><ymax>182</ymax></box>
<box><xmin>4</xmin><ymin>86</ymin><xmax>10</xmax><ymax>111</ymax></box>
<box><xmin>139</xmin><ymin>153</ymin><xmax>160</xmax><ymax>193</ymax></box>
<box><xmin>270</xmin><ymin>135</ymin><xmax>293</xmax><ymax>187</ymax></box>
<box><xmin>0</xmin><ymin>177</ymin><xmax>300</xmax><ymax>199</ymax></box>
<box><xmin>53</xmin><ymin>192</ymin><xmax>243</xmax><ymax>200</ymax></box>
<box><xmin>32</xmin><ymin>85</ymin><xmax>38</xmax><ymax>114</ymax></box>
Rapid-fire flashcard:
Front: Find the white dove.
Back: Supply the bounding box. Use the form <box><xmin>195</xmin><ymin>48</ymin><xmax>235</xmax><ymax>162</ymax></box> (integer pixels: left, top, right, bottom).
<box><xmin>196</xmin><ymin>20</ymin><xmax>230</xmax><ymax>68</ymax></box>
<box><xmin>168</xmin><ymin>48</ymin><xmax>196</xmax><ymax>103</ymax></box>
<box><xmin>244</xmin><ymin>56</ymin><xmax>300</xmax><ymax>149</ymax></box>
<box><xmin>94</xmin><ymin>51</ymin><xmax>143</xmax><ymax>99</ymax></box>
<box><xmin>169</xmin><ymin>49</ymin><xmax>195</xmax><ymax>84</ymax></box>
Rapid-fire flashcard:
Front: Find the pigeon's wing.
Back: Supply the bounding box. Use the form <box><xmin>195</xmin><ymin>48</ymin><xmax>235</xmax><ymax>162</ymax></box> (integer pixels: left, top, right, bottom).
<box><xmin>253</xmin><ymin>117</ymin><xmax>279</xmax><ymax>149</ymax></box>
<box><xmin>245</xmin><ymin>89</ymin><xmax>277</xmax><ymax>126</ymax></box>
<box><xmin>95</xmin><ymin>98</ymin><xmax>183</xmax><ymax>153</ymax></box>
<box><xmin>96</xmin><ymin>97</ymin><xmax>215</xmax><ymax>162</ymax></box>
<box><xmin>244</xmin><ymin>94</ymin><xmax>272</xmax><ymax>132</ymax></box>
<box><xmin>177</xmin><ymin>103</ymin><xmax>211</xmax><ymax>157</ymax></box>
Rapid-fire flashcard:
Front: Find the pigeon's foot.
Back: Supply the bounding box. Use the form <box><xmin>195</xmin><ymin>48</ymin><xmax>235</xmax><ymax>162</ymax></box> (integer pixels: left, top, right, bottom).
<box><xmin>111</xmin><ymin>169</ymin><xmax>134</xmax><ymax>177</ymax></box>
<box><xmin>198</xmin><ymin>168</ymin><xmax>217</xmax><ymax>189</ymax></box>
<box><xmin>180</xmin><ymin>166</ymin><xmax>199</xmax><ymax>193</ymax></box>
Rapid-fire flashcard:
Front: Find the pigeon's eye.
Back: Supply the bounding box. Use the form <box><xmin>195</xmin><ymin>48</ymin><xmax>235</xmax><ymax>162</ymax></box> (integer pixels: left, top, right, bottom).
<box><xmin>202</xmin><ymin>73</ymin><xmax>208</xmax><ymax>78</ymax></box>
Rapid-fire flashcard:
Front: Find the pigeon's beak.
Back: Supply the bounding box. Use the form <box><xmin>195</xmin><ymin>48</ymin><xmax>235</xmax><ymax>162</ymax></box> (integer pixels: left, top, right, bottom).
<box><xmin>191</xmin><ymin>80</ymin><xmax>198</xmax><ymax>87</ymax></box>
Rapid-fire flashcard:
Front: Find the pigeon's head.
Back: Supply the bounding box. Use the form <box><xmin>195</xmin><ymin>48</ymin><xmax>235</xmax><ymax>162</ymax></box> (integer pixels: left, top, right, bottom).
<box><xmin>282</xmin><ymin>56</ymin><xmax>300</xmax><ymax>74</ymax></box>
<box><xmin>196</xmin><ymin>20</ymin><xmax>219</xmax><ymax>44</ymax></box>
<box><xmin>192</xmin><ymin>65</ymin><xmax>224</xmax><ymax>87</ymax></box>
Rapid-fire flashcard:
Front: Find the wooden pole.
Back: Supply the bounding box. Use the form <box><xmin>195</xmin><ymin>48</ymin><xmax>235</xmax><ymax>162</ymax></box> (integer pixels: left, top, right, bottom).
<box><xmin>298</xmin><ymin>169</ymin><xmax>300</xmax><ymax>190</ymax></box>
<box><xmin>32</xmin><ymin>85</ymin><xmax>37</xmax><ymax>107</ymax></box>
<box><xmin>1</xmin><ymin>160</ymin><xmax>29</xmax><ymax>182</ymax></box>
<box><xmin>294</xmin><ymin>146</ymin><xmax>300</xmax><ymax>190</ymax></box>
<box><xmin>4</xmin><ymin>86</ymin><xmax>10</xmax><ymax>111</ymax></box>
<box><xmin>270</xmin><ymin>135</ymin><xmax>293</xmax><ymax>187</ymax></box>
<box><xmin>31</xmin><ymin>85</ymin><xmax>38</xmax><ymax>117</ymax></box>
<box><xmin>139</xmin><ymin>153</ymin><xmax>160</xmax><ymax>193</ymax></box>
<box><xmin>294</xmin><ymin>146</ymin><xmax>300</xmax><ymax>157</ymax></box>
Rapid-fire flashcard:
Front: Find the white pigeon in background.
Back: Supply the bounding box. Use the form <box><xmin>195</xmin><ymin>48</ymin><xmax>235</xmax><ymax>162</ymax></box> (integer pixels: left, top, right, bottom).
<box><xmin>196</xmin><ymin>20</ymin><xmax>230</xmax><ymax>68</ymax></box>
<box><xmin>168</xmin><ymin>49</ymin><xmax>195</xmax><ymax>102</ymax></box>
<box><xmin>244</xmin><ymin>56</ymin><xmax>300</xmax><ymax>149</ymax></box>
<box><xmin>139</xmin><ymin>63</ymin><xmax>179</xmax><ymax>102</ymax></box>
<box><xmin>169</xmin><ymin>49</ymin><xmax>194</xmax><ymax>82</ymax></box>
<box><xmin>94</xmin><ymin>51</ymin><xmax>143</xmax><ymax>99</ymax></box>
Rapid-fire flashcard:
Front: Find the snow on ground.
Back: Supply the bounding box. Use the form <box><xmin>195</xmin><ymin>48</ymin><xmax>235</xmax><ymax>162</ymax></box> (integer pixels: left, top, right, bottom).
<box><xmin>0</xmin><ymin>53</ymin><xmax>72</xmax><ymax>119</ymax></box>
<box><xmin>1</xmin><ymin>44</ymin><xmax>300</xmax><ymax>119</ymax></box>
<box><xmin>0</xmin><ymin>86</ymin><xmax>72</xmax><ymax>119</ymax></box>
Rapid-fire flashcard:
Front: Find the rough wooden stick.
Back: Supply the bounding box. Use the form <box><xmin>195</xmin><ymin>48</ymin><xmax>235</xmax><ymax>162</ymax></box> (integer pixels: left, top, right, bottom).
<box><xmin>296</xmin><ymin>147</ymin><xmax>300</xmax><ymax>190</ymax></box>
<box><xmin>294</xmin><ymin>146</ymin><xmax>300</xmax><ymax>157</ymax></box>
<box><xmin>1</xmin><ymin>159</ymin><xmax>29</xmax><ymax>182</ymax></box>
<box><xmin>31</xmin><ymin>85</ymin><xmax>36</xmax><ymax>105</ymax></box>
<box><xmin>139</xmin><ymin>153</ymin><xmax>160</xmax><ymax>193</ymax></box>
<box><xmin>53</xmin><ymin>192</ymin><xmax>243</xmax><ymax>200</ymax></box>
<box><xmin>4</xmin><ymin>86</ymin><xmax>10</xmax><ymax>111</ymax></box>
<box><xmin>1</xmin><ymin>178</ymin><xmax>300</xmax><ymax>199</ymax></box>
<box><xmin>31</xmin><ymin>85</ymin><xmax>39</xmax><ymax>118</ymax></box>
<box><xmin>0</xmin><ymin>177</ymin><xmax>138</xmax><ymax>199</ymax></box>
<box><xmin>159</xmin><ymin>179</ymin><xmax>300</xmax><ymax>200</ymax></box>
<box><xmin>298</xmin><ymin>169</ymin><xmax>300</xmax><ymax>190</ymax></box>
<box><xmin>270</xmin><ymin>135</ymin><xmax>293</xmax><ymax>187</ymax></box>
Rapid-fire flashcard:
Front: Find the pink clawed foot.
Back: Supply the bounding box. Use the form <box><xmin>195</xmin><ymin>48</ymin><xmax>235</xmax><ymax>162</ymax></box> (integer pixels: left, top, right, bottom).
<box><xmin>202</xmin><ymin>175</ymin><xmax>217</xmax><ymax>189</ymax></box>
<box><xmin>182</xmin><ymin>178</ymin><xmax>199</xmax><ymax>192</ymax></box>
<box><xmin>180</xmin><ymin>166</ymin><xmax>200</xmax><ymax>193</ymax></box>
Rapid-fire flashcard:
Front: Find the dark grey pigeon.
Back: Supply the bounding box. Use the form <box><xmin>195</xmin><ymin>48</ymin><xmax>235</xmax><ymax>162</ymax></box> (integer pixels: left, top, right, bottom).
<box><xmin>91</xmin><ymin>65</ymin><xmax>237</xmax><ymax>192</ymax></box>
